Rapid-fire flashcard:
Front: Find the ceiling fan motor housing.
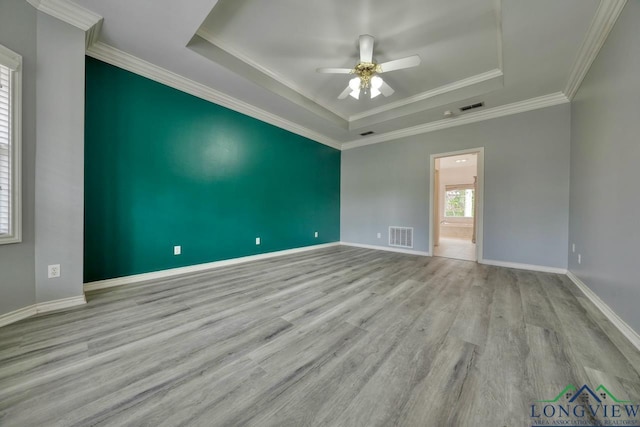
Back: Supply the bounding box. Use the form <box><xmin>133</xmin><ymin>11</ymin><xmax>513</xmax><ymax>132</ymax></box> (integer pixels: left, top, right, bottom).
<box><xmin>354</xmin><ymin>62</ymin><xmax>381</xmax><ymax>88</ymax></box>
<box><xmin>316</xmin><ymin>34</ymin><xmax>419</xmax><ymax>99</ymax></box>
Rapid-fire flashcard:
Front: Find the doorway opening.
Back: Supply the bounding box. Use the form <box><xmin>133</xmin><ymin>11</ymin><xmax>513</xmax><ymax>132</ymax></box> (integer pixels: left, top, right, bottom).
<box><xmin>429</xmin><ymin>148</ymin><xmax>483</xmax><ymax>262</ymax></box>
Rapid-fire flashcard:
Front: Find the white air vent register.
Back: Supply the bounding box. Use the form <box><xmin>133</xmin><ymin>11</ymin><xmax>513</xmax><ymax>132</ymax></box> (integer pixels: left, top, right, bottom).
<box><xmin>389</xmin><ymin>226</ymin><xmax>413</xmax><ymax>249</ymax></box>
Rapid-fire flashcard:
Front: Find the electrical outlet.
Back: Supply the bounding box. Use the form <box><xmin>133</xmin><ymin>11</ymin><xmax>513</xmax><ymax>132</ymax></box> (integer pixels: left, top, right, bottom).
<box><xmin>572</xmin><ymin>243</ymin><xmax>575</xmax><ymax>253</ymax></box>
<box><xmin>174</xmin><ymin>245</ymin><xmax>181</xmax><ymax>255</ymax></box>
<box><xmin>256</xmin><ymin>237</ymin><xmax>261</xmax><ymax>245</ymax></box>
<box><xmin>377</xmin><ymin>232</ymin><xmax>381</xmax><ymax>239</ymax></box>
<box><xmin>578</xmin><ymin>254</ymin><xmax>581</xmax><ymax>264</ymax></box>
<box><xmin>314</xmin><ymin>231</ymin><xmax>318</xmax><ymax>238</ymax></box>
<box><xmin>48</xmin><ymin>264</ymin><xmax>60</xmax><ymax>279</ymax></box>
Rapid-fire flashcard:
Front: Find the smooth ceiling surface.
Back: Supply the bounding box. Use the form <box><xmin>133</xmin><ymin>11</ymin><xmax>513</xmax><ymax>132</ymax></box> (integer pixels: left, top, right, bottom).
<box><xmin>439</xmin><ymin>153</ymin><xmax>478</xmax><ymax>169</ymax></box>
<box><xmin>75</xmin><ymin>0</ymin><xmax>600</xmax><ymax>143</ymax></box>
<box><xmin>199</xmin><ymin>0</ymin><xmax>500</xmax><ymax>119</ymax></box>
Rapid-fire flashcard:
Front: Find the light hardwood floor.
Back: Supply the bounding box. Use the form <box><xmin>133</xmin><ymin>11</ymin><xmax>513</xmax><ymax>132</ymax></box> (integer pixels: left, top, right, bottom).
<box><xmin>1</xmin><ymin>246</ymin><xmax>639</xmax><ymax>426</ymax></box>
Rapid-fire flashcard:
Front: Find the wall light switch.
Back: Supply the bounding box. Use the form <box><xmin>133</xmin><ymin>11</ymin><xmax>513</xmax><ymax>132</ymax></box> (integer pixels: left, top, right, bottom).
<box><xmin>314</xmin><ymin>231</ymin><xmax>318</xmax><ymax>238</ymax></box>
<box><xmin>48</xmin><ymin>264</ymin><xmax>60</xmax><ymax>279</ymax></box>
<box><xmin>256</xmin><ymin>237</ymin><xmax>261</xmax><ymax>245</ymax></box>
<box><xmin>377</xmin><ymin>232</ymin><xmax>381</xmax><ymax>239</ymax></box>
<box><xmin>174</xmin><ymin>246</ymin><xmax>181</xmax><ymax>255</ymax></box>
<box><xmin>572</xmin><ymin>243</ymin><xmax>575</xmax><ymax>253</ymax></box>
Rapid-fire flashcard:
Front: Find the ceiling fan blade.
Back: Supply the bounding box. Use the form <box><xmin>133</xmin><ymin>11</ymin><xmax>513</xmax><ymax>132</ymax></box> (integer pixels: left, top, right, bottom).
<box><xmin>338</xmin><ymin>85</ymin><xmax>352</xmax><ymax>99</ymax></box>
<box><xmin>380</xmin><ymin>80</ymin><xmax>395</xmax><ymax>97</ymax></box>
<box><xmin>359</xmin><ymin>34</ymin><xmax>375</xmax><ymax>63</ymax></box>
<box><xmin>316</xmin><ymin>67</ymin><xmax>353</xmax><ymax>74</ymax></box>
<box><xmin>378</xmin><ymin>55</ymin><xmax>421</xmax><ymax>73</ymax></box>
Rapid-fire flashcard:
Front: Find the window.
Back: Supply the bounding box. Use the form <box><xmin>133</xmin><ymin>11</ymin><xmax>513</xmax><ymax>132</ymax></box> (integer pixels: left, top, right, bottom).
<box><xmin>0</xmin><ymin>44</ymin><xmax>22</xmax><ymax>244</ymax></box>
<box><xmin>444</xmin><ymin>185</ymin><xmax>474</xmax><ymax>218</ymax></box>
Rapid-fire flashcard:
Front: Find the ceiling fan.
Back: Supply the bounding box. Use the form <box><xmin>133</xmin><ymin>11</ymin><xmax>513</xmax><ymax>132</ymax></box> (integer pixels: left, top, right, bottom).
<box><xmin>317</xmin><ymin>34</ymin><xmax>421</xmax><ymax>100</ymax></box>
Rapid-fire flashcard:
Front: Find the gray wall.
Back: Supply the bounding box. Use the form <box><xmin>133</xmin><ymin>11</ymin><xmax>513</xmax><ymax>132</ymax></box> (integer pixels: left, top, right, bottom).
<box><xmin>0</xmin><ymin>0</ymin><xmax>37</xmax><ymax>315</ymax></box>
<box><xmin>569</xmin><ymin>1</ymin><xmax>640</xmax><ymax>332</ymax></box>
<box><xmin>341</xmin><ymin>104</ymin><xmax>571</xmax><ymax>269</ymax></box>
<box><xmin>34</xmin><ymin>12</ymin><xmax>86</xmax><ymax>303</ymax></box>
<box><xmin>0</xmin><ymin>4</ymin><xmax>86</xmax><ymax>317</ymax></box>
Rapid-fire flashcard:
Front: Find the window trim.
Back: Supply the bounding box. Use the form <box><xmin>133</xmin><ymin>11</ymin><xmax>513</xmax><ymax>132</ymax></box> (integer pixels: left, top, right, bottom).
<box><xmin>444</xmin><ymin>184</ymin><xmax>475</xmax><ymax>218</ymax></box>
<box><xmin>0</xmin><ymin>44</ymin><xmax>22</xmax><ymax>245</ymax></box>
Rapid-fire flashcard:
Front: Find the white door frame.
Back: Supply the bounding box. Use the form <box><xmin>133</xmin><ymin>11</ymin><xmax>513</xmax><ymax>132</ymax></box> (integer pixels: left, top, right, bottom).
<box><xmin>429</xmin><ymin>147</ymin><xmax>484</xmax><ymax>262</ymax></box>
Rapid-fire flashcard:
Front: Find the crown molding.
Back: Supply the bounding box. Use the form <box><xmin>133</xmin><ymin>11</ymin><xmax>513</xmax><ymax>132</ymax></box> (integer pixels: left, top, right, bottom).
<box><xmin>198</xmin><ymin>29</ymin><xmax>504</xmax><ymax>128</ymax></box>
<box><xmin>86</xmin><ymin>42</ymin><xmax>342</xmax><ymax>150</ymax></box>
<box><xmin>85</xmin><ymin>17</ymin><xmax>102</xmax><ymax>48</ymax></box>
<box><xmin>564</xmin><ymin>0</ymin><xmax>627</xmax><ymax>100</ymax></box>
<box><xmin>341</xmin><ymin>92</ymin><xmax>569</xmax><ymax>150</ymax></box>
<box><xmin>24</xmin><ymin>0</ymin><xmax>622</xmax><ymax>154</ymax></box>
<box><xmin>26</xmin><ymin>0</ymin><xmax>103</xmax><ymax>48</ymax></box>
<box><xmin>348</xmin><ymin>68</ymin><xmax>503</xmax><ymax>123</ymax></box>
<box><xmin>196</xmin><ymin>29</ymin><xmax>348</xmax><ymax>123</ymax></box>
<box><xmin>197</xmin><ymin>7</ymin><xmax>505</xmax><ymax>131</ymax></box>
<box><xmin>26</xmin><ymin>0</ymin><xmax>102</xmax><ymax>31</ymax></box>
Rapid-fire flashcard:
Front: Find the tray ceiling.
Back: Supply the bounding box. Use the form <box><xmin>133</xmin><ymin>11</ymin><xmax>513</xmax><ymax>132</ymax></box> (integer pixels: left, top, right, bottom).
<box><xmin>70</xmin><ymin>0</ymin><xmax>603</xmax><ymax>145</ymax></box>
<box><xmin>197</xmin><ymin>0</ymin><xmax>501</xmax><ymax>121</ymax></box>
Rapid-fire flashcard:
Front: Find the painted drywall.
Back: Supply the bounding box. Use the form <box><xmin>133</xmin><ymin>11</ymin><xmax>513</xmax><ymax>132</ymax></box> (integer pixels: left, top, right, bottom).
<box><xmin>84</xmin><ymin>58</ymin><xmax>340</xmax><ymax>282</ymax></box>
<box><xmin>34</xmin><ymin>12</ymin><xmax>86</xmax><ymax>303</ymax></box>
<box><xmin>0</xmin><ymin>0</ymin><xmax>37</xmax><ymax>316</ymax></box>
<box><xmin>341</xmin><ymin>104</ymin><xmax>570</xmax><ymax>269</ymax></box>
<box><xmin>569</xmin><ymin>1</ymin><xmax>640</xmax><ymax>332</ymax></box>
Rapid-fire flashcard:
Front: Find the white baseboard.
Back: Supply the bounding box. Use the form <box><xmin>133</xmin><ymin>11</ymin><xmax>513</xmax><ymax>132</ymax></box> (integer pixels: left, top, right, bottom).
<box><xmin>84</xmin><ymin>242</ymin><xmax>341</xmax><ymax>292</ymax></box>
<box><xmin>36</xmin><ymin>295</ymin><xmax>87</xmax><ymax>314</ymax></box>
<box><xmin>0</xmin><ymin>305</ymin><xmax>38</xmax><ymax>328</ymax></box>
<box><xmin>0</xmin><ymin>295</ymin><xmax>87</xmax><ymax>328</ymax></box>
<box><xmin>479</xmin><ymin>258</ymin><xmax>567</xmax><ymax>274</ymax></box>
<box><xmin>567</xmin><ymin>271</ymin><xmax>640</xmax><ymax>352</ymax></box>
<box><xmin>340</xmin><ymin>241</ymin><xmax>430</xmax><ymax>257</ymax></box>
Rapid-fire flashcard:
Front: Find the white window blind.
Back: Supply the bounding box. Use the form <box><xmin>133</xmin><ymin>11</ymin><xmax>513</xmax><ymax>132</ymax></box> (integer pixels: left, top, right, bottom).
<box><xmin>0</xmin><ymin>42</ymin><xmax>21</xmax><ymax>244</ymax></box>
<box><xmin>0</xmin><ymin>63</ymin><xmax>10</xmax><ymax>236</ymax></box>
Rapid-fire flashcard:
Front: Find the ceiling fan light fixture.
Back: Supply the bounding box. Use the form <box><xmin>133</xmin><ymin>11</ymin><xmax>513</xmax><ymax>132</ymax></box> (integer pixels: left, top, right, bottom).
<box><xmin>348</xmin><ymin>77</ymin><xmax>361</xmax><ymax>99</ymax></box>
<box><xmin>370</xmin><ymin>76</ymin><xmax>383</xmax><ymax>98</ymax></box>
<box><xmin>317</xmin><ymin>34</ymin><xmax>420</xmax><ymax>101</ymax></box>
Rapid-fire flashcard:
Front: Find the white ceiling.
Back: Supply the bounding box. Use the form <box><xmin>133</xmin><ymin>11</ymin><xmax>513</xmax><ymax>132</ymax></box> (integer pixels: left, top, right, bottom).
<box><xmin>73</xmin><ymin>0</ymin><xmax>601</xmax><ymax>145</ymax></box>
<box><xmin>439</xmin><ymin>153</ymin><xmax>478</xmax><ymax>169</ymax></box>
<box><xmin>198</xmin><ymin>0</ymin><xmax>500</xmax><ymax>120</ymax></box>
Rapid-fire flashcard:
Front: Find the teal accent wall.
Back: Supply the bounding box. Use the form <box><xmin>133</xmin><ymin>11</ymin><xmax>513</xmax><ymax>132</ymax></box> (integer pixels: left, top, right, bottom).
<box><xmin>84</xmin><ymin>57</ymin><xmax>340</xmax><ymax>282</ymax></box>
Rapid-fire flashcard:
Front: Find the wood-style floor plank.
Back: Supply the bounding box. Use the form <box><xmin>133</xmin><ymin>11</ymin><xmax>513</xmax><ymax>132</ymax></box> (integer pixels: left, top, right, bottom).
<box><xmin>1</xmin><ymin>246</ymin><xmax>639</xmax><ymax>426</ymax></box>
